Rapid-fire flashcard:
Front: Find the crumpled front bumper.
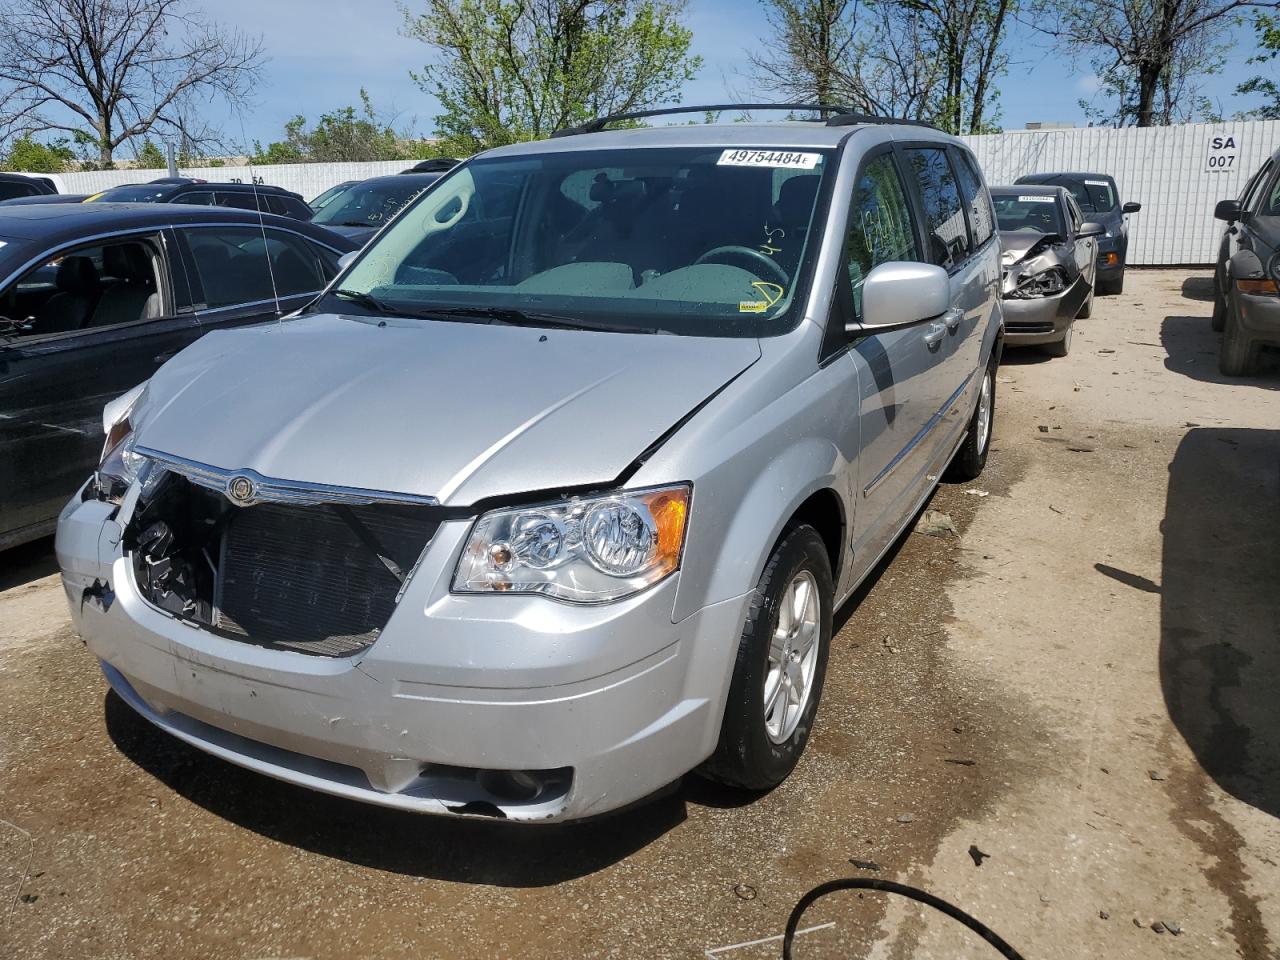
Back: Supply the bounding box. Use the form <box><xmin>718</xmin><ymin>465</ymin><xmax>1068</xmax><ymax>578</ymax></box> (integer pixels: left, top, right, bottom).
<box><xmin>1001</xmin><ymin>276</ymin><xmax>1090</xmax><ymax>346</ymax></box>
<box><xmin>56</xmin><ymin>489</ymin><xmax>751</xmax><ymax>822</ymax></box>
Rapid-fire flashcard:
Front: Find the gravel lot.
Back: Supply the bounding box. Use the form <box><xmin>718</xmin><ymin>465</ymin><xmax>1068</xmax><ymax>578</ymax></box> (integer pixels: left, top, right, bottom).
<box><xmin>1</xmin><ymin>269</ymin><xmax>1278</xmax><ymax>959</ymax></box>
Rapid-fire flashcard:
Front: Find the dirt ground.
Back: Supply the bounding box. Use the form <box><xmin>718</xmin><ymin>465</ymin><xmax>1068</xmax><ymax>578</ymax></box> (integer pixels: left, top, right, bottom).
<box><xmin>1</xmin><ymin>269</ymin><xmax>1278</xmax><ymax>960</ymax></box>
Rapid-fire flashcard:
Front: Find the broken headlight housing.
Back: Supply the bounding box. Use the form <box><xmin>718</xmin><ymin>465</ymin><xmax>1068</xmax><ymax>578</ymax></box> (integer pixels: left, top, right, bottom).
<box><xmin>453</xmin><ymin>484</ymin><xmax>691</xmax><ymax>603</ymax></box>
<box><xmin>93</xmin><ymin>384</ymin><xmax>152</xmax><ymax>502</ymax></box>
<box><xmin>1011</xmin><ymin>267</ymin><xmax>1069</xmax><ymax>299</ymax></box>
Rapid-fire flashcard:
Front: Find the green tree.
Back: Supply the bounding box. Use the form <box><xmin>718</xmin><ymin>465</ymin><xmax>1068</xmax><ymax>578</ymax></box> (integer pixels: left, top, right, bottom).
<box><xmin>250</xmin><ymin>90</ymin><xmax>439</xmax><ymax>164</ymax></box>
<box><xmin>1</xmin><ymin>135</ymin><xmax>75</xmax><ymax>172</ymax></box>
<box><xmin>400</xmin><ymin>0</ymin><xmax>702</xmax><ymax>150</ymax></box>
<box><xmin>134</xmin><ymin>139</ymin><xmax>167</xmax><ymax>168</ymax></box>
<box><xmin>1237</xmin><ymin>13</ymin><xmax>1280</xmax><ymax>118</ymax></box>
<box><xmin>1030</xmin><ymin>0</ymin><xmax>1276</xmax><ymax>126</ymax></box>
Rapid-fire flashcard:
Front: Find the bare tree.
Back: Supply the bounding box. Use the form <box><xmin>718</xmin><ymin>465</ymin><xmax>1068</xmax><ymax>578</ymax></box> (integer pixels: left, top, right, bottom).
<box><xmin>1029</xmin><ymin>0</ymin><xmax>1277</xmax><ymax>126</ymax></box>
<box><xmin>748</xmin><ymin>0</ymin><xmax>1013</xmax><ymax>134</ymax></box>
<box><xmin>0</xmin><ymin>0</ymin><xmax>265</xmax><ymax>166</ymax></box>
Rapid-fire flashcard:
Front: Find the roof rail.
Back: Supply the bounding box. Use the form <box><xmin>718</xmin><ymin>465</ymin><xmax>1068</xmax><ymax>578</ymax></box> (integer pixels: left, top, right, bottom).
<box><xmin>551</xmin><ymin>103</ymin><xmax>854</xmax><ymax>138</ymax></box>
<box><xmin>825</xmin><ymin>112</ymin><xmax>942</xmax><ymax>132</ymax></box>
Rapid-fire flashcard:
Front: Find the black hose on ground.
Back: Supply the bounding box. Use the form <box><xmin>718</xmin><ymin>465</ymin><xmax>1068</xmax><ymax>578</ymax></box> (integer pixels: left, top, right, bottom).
<box><xmin>782</xmin><ymin>878</ymin><xmax>1028</xmax><ymax>960</ymax></box>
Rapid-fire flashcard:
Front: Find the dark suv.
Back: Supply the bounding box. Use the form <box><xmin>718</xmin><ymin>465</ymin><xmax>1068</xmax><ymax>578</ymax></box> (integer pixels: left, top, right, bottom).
<box><xmin>0</xmin><ymin>172</ymin><xmax>59</xmax><ymax>202</ymax></box>
<box><xmin>87</xmin><ymin>179</ymin><xmax>313</xmax><ymax>220</ymax></box>
<box><xmin>1014</xmin><ymin>171</ymin><xmax>1140</xmax><ymax>294</ymax></box>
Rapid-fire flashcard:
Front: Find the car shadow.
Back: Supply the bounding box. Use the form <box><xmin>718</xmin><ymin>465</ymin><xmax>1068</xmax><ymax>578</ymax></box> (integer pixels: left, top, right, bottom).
<box><xmin>0</xmin><ymin>536</ymin><xmax>59</xmax><ymax>591</ymax></box>
<box><xmin>1180</xmin><ymin>276</ymin><xmax>1215</xmax><ymax>302</ymax></box>
<box><xmin>997</xmin><ymin>348</ymin><xmax>1054</xmax><ymax>366</ymax></box>
<box><xmin>1160</xmin><ymin>428</ymin><xmax>1280</xmax><ymax>818</ymax></box>
<box><xmin>105</xmin><ymin>689</ymin><xmax>689</xmax><ymax>886</ymax></box>
<box><xmin>1160</xmin><ymin>315</ymin><xmax>1280</xmax><ymax>387</ymax></box>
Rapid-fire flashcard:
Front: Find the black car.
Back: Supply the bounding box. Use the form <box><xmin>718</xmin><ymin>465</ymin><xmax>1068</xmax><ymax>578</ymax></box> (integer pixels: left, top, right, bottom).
<box><xmin>1014</xmin><ymin>171</ymin><xmax>1141</xmax><ymax>294</ymax></box>
<box><xmin>0</xmin><ymin>193</ymin><xmax>91</xmax><ymax>206</ymax></box>
<box><xmin>0</xmin><ymin>203</ymin><xmax>357</xmax><ymax>550</ymax></box>
<box><xmin>87</xmin><ymin>179</ymin><xmax>314</xmax><ymax>221</ymax></box>
<box><xmin>400</xmin><ymin>157</ymin><xmax>460</xmax><ymax>175</ymax></box>
<box><xmin>0</xmin><ymin>172</ymin><xmax>59</xmax><ymax>203</ymax></box>
<box><xmin>308</xmin><ymin>172</ymin><xmax>443</xmax><ymax>242</ymax></box>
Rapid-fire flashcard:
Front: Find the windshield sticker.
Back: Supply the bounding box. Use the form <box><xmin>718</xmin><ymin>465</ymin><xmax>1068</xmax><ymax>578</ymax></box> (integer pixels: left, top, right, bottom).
<box><xmin>740</xmin><ymin>281</ymin><xmax>785</xmax><ymax>313</ymax></box>
<box><xmin>1018</xmin><ymin>195</ymin><xmax>1056</xmax><ymax>203</ymax></box>
<box><xmin>719</xmin><ymin>149</ymin><xmax>820</xmax><ymax>169</ymax></box>
<box><xmin>1085</xmin><ymin>179</ymin><xmax>1109</xmax><ymax>186</ymax></box>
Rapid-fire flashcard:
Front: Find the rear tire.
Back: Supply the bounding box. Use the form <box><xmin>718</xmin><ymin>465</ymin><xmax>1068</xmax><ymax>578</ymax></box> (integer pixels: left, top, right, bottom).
<box><xmin>1042</xmin><ymin>322</ymin><xmax>1073</xmax><ymax>358</ymax></box>
<box><xmin>700</xmin><ymin>525</ymin><xmax>833</xmax><ymax>791</ymax></box>
<box><xmin>945</xmin><ymin>359</ymin><xmax>995</xmax><ymax>482</ymax></box>
<box><xmin>1219</xmin><ymin>291</ymin><xmax>1261</xmax><ymax>376</ymax></box>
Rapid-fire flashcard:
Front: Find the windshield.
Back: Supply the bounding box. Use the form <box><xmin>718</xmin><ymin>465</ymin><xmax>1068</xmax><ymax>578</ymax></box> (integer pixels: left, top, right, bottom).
<box><xmin>311</xmin><ymin>178</ymin><xmax>438</xmax><ymax>228</ymax></box>
<box><xmin>89</xmin><ymin>184</ymin><xmax>174</xmax><ymax>203</ymax></box>
<box><xmin>1038</xmin><ymin>176</ymin><xmax>1116</xmax><ymax>213</ymax></box>
<box><xmin>992</xmin><ymin>193</ymin><xmax>1066</xmax><ymax>235</ymax></box>
<box><xmin>309</xmin><ymin>182</ymin><xmax>352</xmax><ymax>211</ymax></box>
<box><xmin>330</xmin><ymin>147</ymin><xmax>832</xmax><ymax>336</ymax></box>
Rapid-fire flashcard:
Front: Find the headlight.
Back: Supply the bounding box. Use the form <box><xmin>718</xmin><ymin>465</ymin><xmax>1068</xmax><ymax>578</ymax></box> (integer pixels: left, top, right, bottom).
<box><xmin>453</xmin><ymin>484</ymin><xmax>691</xmax><ymax>603</ymax></box>
<box><xmin>1011</xmin><ymin>267</ymin><xmax>1068</xmax><ymax>299</ymax></box>
<box><xmin>94</xmin><ymin>384</ymin><xmax>150</xmax><ymax>501</ymax></box>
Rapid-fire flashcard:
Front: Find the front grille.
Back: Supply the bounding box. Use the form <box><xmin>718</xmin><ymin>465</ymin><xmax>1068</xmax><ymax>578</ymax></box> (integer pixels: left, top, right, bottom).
<box><xmin>1006</xmin><ymin>319</ymin><xmax>1055</xmax><ymax>334</ymax></box>
<box><xmin>214</xmin><ymin>502</ymin><xmax>438</xmax><ymax>657</ymax></box>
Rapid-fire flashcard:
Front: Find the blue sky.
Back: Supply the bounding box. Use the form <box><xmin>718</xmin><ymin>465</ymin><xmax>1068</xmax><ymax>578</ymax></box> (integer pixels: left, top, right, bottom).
<box><xmin>196</xmin><ymin>0</ymin><xmax>1270</xmax><ymax>151</ymax></box>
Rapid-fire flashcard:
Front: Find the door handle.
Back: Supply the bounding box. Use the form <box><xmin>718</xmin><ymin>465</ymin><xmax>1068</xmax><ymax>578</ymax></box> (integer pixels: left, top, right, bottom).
<box><xmin>943</xmin><ymin>308</ymin><xmax>963</xmax><ymax>333</ymax></box>
<box><xmin>923</xmin><ymin>322</ymin><xmax>946</xmax><ymax>348</ymax></box>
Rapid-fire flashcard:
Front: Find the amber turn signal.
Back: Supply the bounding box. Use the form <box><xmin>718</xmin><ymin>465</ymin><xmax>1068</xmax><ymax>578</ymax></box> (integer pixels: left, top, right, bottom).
<box><xmin>1236</xmin><ymin>278</ymin><xmax>1279</xmax><ymax>295</ymax></box>
<box><xmin>641</xmin><ymin>486</ymin><xmax>690</xmax><ymax>573</ymax></box>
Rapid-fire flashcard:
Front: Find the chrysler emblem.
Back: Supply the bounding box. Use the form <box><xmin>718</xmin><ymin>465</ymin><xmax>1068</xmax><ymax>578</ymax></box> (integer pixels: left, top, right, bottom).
<box><xmin>227</xmin><ymin>475</ymin><xmax>256</xmax><ymax>506</ymax></box>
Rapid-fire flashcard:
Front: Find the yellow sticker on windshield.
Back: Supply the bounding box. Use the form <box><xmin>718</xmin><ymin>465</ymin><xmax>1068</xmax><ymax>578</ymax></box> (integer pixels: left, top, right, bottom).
<box><xmin>739</xmin><ymin>300</ymin><xmax>768</xmax><ymax>313</ymax></box>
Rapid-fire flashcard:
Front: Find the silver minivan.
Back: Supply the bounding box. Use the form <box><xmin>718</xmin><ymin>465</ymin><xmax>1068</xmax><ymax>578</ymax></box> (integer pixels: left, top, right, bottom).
<box><xmin>56</xmin><ymin>108</ymin><xmax>1004</xmax><ymax>821</ymax></box>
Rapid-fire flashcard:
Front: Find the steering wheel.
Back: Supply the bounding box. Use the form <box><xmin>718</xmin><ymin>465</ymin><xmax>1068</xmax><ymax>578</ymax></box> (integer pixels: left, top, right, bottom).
<box><xmin>694</xmin><ymin>245</ymin><xmax>790</xmax><ymax>286</ymax></box>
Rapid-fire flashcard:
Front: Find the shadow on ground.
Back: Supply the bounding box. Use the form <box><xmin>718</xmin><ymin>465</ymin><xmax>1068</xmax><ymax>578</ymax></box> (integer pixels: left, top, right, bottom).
<box><xmin>0</xmin><ymin>536</ymin><xmax>58</xmax><ymax>591</ymax></box>
<box><xmin>1161</xmin><ymin>428</ymin><xmax>1280</xmax><ymax>819</ymax></box>
<box><xmin>1181</xmin><ymin>276</ymin><xmax>1216</xmax><ymax>302</ymax></box>
<box><xmin>1160</xmin><ymin>315</ymin><xmax>1280</xmax><ymax>387</ymax></box>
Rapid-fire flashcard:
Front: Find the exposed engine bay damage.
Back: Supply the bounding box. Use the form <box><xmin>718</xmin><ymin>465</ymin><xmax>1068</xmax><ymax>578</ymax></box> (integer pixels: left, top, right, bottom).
<box><xmin>1001</xmin><ymin>232</ymin><xmax>1086</xmax><ymax>306</ymax></box>
<box><xmin>122</xmin><ymin>470</ymin><xmax>440</xmax><ymax>657</ymax></box>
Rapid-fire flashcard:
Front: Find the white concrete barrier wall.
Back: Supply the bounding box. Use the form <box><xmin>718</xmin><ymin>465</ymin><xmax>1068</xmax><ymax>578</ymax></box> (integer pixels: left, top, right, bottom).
<box><xmin>55</xmin><ymin>119</ymin><xmax>1280</xmax><ymax>265</ymax></box>
<box><xmin>963</xmin><ymin>120</ymin><xmax>1280</xmax><ymax>265</ymax></box>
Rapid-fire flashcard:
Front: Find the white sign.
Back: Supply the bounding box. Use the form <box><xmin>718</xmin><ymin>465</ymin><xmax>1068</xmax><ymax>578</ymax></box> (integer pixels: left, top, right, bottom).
<box><xmin>1206</xmin><ymin>134</ymin><xmax>1239</xmax><ymax>173</ymax></box>
<box><xmin>718</xmin><ymin>149</ymin><xmax>820</xmax><ymax>169</ymax></box>
<box><xmin>1018</xmin><ymin>195</ymin><xmax>1056</xmax><ymax>203</ymax></box>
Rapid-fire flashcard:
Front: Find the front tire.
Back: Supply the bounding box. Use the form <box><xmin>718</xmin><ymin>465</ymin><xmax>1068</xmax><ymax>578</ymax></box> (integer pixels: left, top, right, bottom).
<box><xmin>1220</xmin><ymin>291</ymin><xmax>1261</xmax><ymax>376</ymax></box>
<box><xmin>944</xmin><ymin>358</ymin><xmax>995</xmax><ymax>481</ymax></box>
<box><xmin>700</xmin><ymin>525</ymin><xmax>833</xmax><ymax>791</ymax></box>
<box><xmin>1042</xmin><ymin>322</ymin><xmax>1073</xmax><ymax>358</ymax></box>
<box><xmin>1211</xmin><ymin>278</ymin><xmax>1228</xmax><ymax>332</ymax></box>
<box><xmin>1099</xmin><ymin>268</ymin><xmax>1125</xmax><ymax>295</ymax></box>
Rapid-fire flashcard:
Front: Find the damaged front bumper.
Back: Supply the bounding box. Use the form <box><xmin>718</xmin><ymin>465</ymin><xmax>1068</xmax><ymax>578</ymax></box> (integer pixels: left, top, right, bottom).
<box><xmin>56</xmin><ymin>482</ymin><xmax>749</xmax><ymax>822</ymax></box>
<box><xmin>1000</xmin><ymin>276</ymin><xmax>1090</xmax><ymax>346</ymax></box>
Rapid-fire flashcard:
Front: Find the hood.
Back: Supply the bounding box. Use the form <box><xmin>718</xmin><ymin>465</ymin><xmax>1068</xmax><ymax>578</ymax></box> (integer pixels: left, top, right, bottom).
<box><xmin>133</xmin><ymin>313</ymin><xmax>760</xmax><ymax>505</ymax></box>
<box><xmin>999</xmin><ymin>231</ymin><xmax>1060</xmax><ymax>265</ymax></box>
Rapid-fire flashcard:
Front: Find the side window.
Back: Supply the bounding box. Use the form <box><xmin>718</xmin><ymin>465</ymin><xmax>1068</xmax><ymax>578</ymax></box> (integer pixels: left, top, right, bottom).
<box><xmin>181</xmin><ymin>227</ymin><xmax>326</xmax><ymax>309</ymax></box>
<box><xmin>1240</xmin><ymin>162</ymin><xmax>1271</xmax><ymax>210</ymax></box>
<box><xmin>213</xmin><ymin>191</ymin><xmax>259</xmax><ymax>212</ymax></box>
<box><xmin>952</xmin><ymin>150</ymin><xmax>995</xmax><ymax>247</ymax></box>
<box><xmin>0</xmin><ymin>181</ymin><xmax>39</xmax><ymax>201</ymax></box>
<box><xmin>0</xmin><ymin>237</ymin><xmax>162</xmax><ymax>338</ymax></box>
<box><xmin>1063</xmin><ymin>195</ymin><xmax>1082</xmax><ymax>232</ymax></box>
<box><xmin>175</xmin><ymin>191</ymin><xmax>216</xmax><ymax>206</ymax></box>
<box><xmin>903</xmin><ymin>146</ymin><xmax>971</xmax><ymax>269</ymax></box>
<box><xmin>845</xmin><ymin>152</ymin><xmax>920</xmax><ymax>313</ymax></box>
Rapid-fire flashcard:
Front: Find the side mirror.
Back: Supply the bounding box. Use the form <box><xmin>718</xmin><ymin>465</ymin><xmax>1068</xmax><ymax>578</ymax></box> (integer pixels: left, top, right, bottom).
<box><xmin>1078</xmin><ymin>221</ymin><xmax>1106</xmax><ymax>239</ymax></box>
<box><xmin>336</xmin><ymin>250</ymin><xmax>358</xmax><ymax>271</ymax></box>
<box><xmin>1122</xmin><ymin>201</ymin><xmax>1141</xmax><ymax>214</ymax></box>
<box><xmin>853</xmin><ymin>262</ymin><xmax>950</xmax><ymax>333</ymax></box>
<box><xmin>1215</xmin><ymin>199</ymin><xmax>1243</xmax><ymax>222</ymax></box>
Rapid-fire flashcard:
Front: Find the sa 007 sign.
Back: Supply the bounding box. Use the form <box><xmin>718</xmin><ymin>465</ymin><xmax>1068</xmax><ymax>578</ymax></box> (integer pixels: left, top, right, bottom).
<box><xmin>1206</xmin><ymin>134</ymin><xmax>1239</xmax><ymax>173</ymax></box>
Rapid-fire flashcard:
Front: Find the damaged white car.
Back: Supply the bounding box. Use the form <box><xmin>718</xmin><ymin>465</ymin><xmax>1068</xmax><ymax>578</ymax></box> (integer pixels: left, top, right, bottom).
<box><xmin>991</xmin><ymin>185</ymin><xmax>1104</xmax><ymax>357</ymax></box>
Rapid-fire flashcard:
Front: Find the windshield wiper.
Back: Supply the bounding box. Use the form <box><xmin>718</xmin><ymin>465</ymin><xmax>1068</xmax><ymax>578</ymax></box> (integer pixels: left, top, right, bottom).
<box><xmin>425</xmin><ymin>305</ymin><xmax>646</xmax><ymax>333</ymax></box>
<box><xmin>332</xmin><ymin>288</ymin><xmax>393</xmax><ymax>313</ymax></box>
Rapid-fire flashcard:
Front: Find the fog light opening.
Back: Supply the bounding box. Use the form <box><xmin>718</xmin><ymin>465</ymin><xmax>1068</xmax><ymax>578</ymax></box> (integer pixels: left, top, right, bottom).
<box><xmin>479</xmin><ymin>769</ymin><xmax>545</xmax><ymax>802</ymax></box>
